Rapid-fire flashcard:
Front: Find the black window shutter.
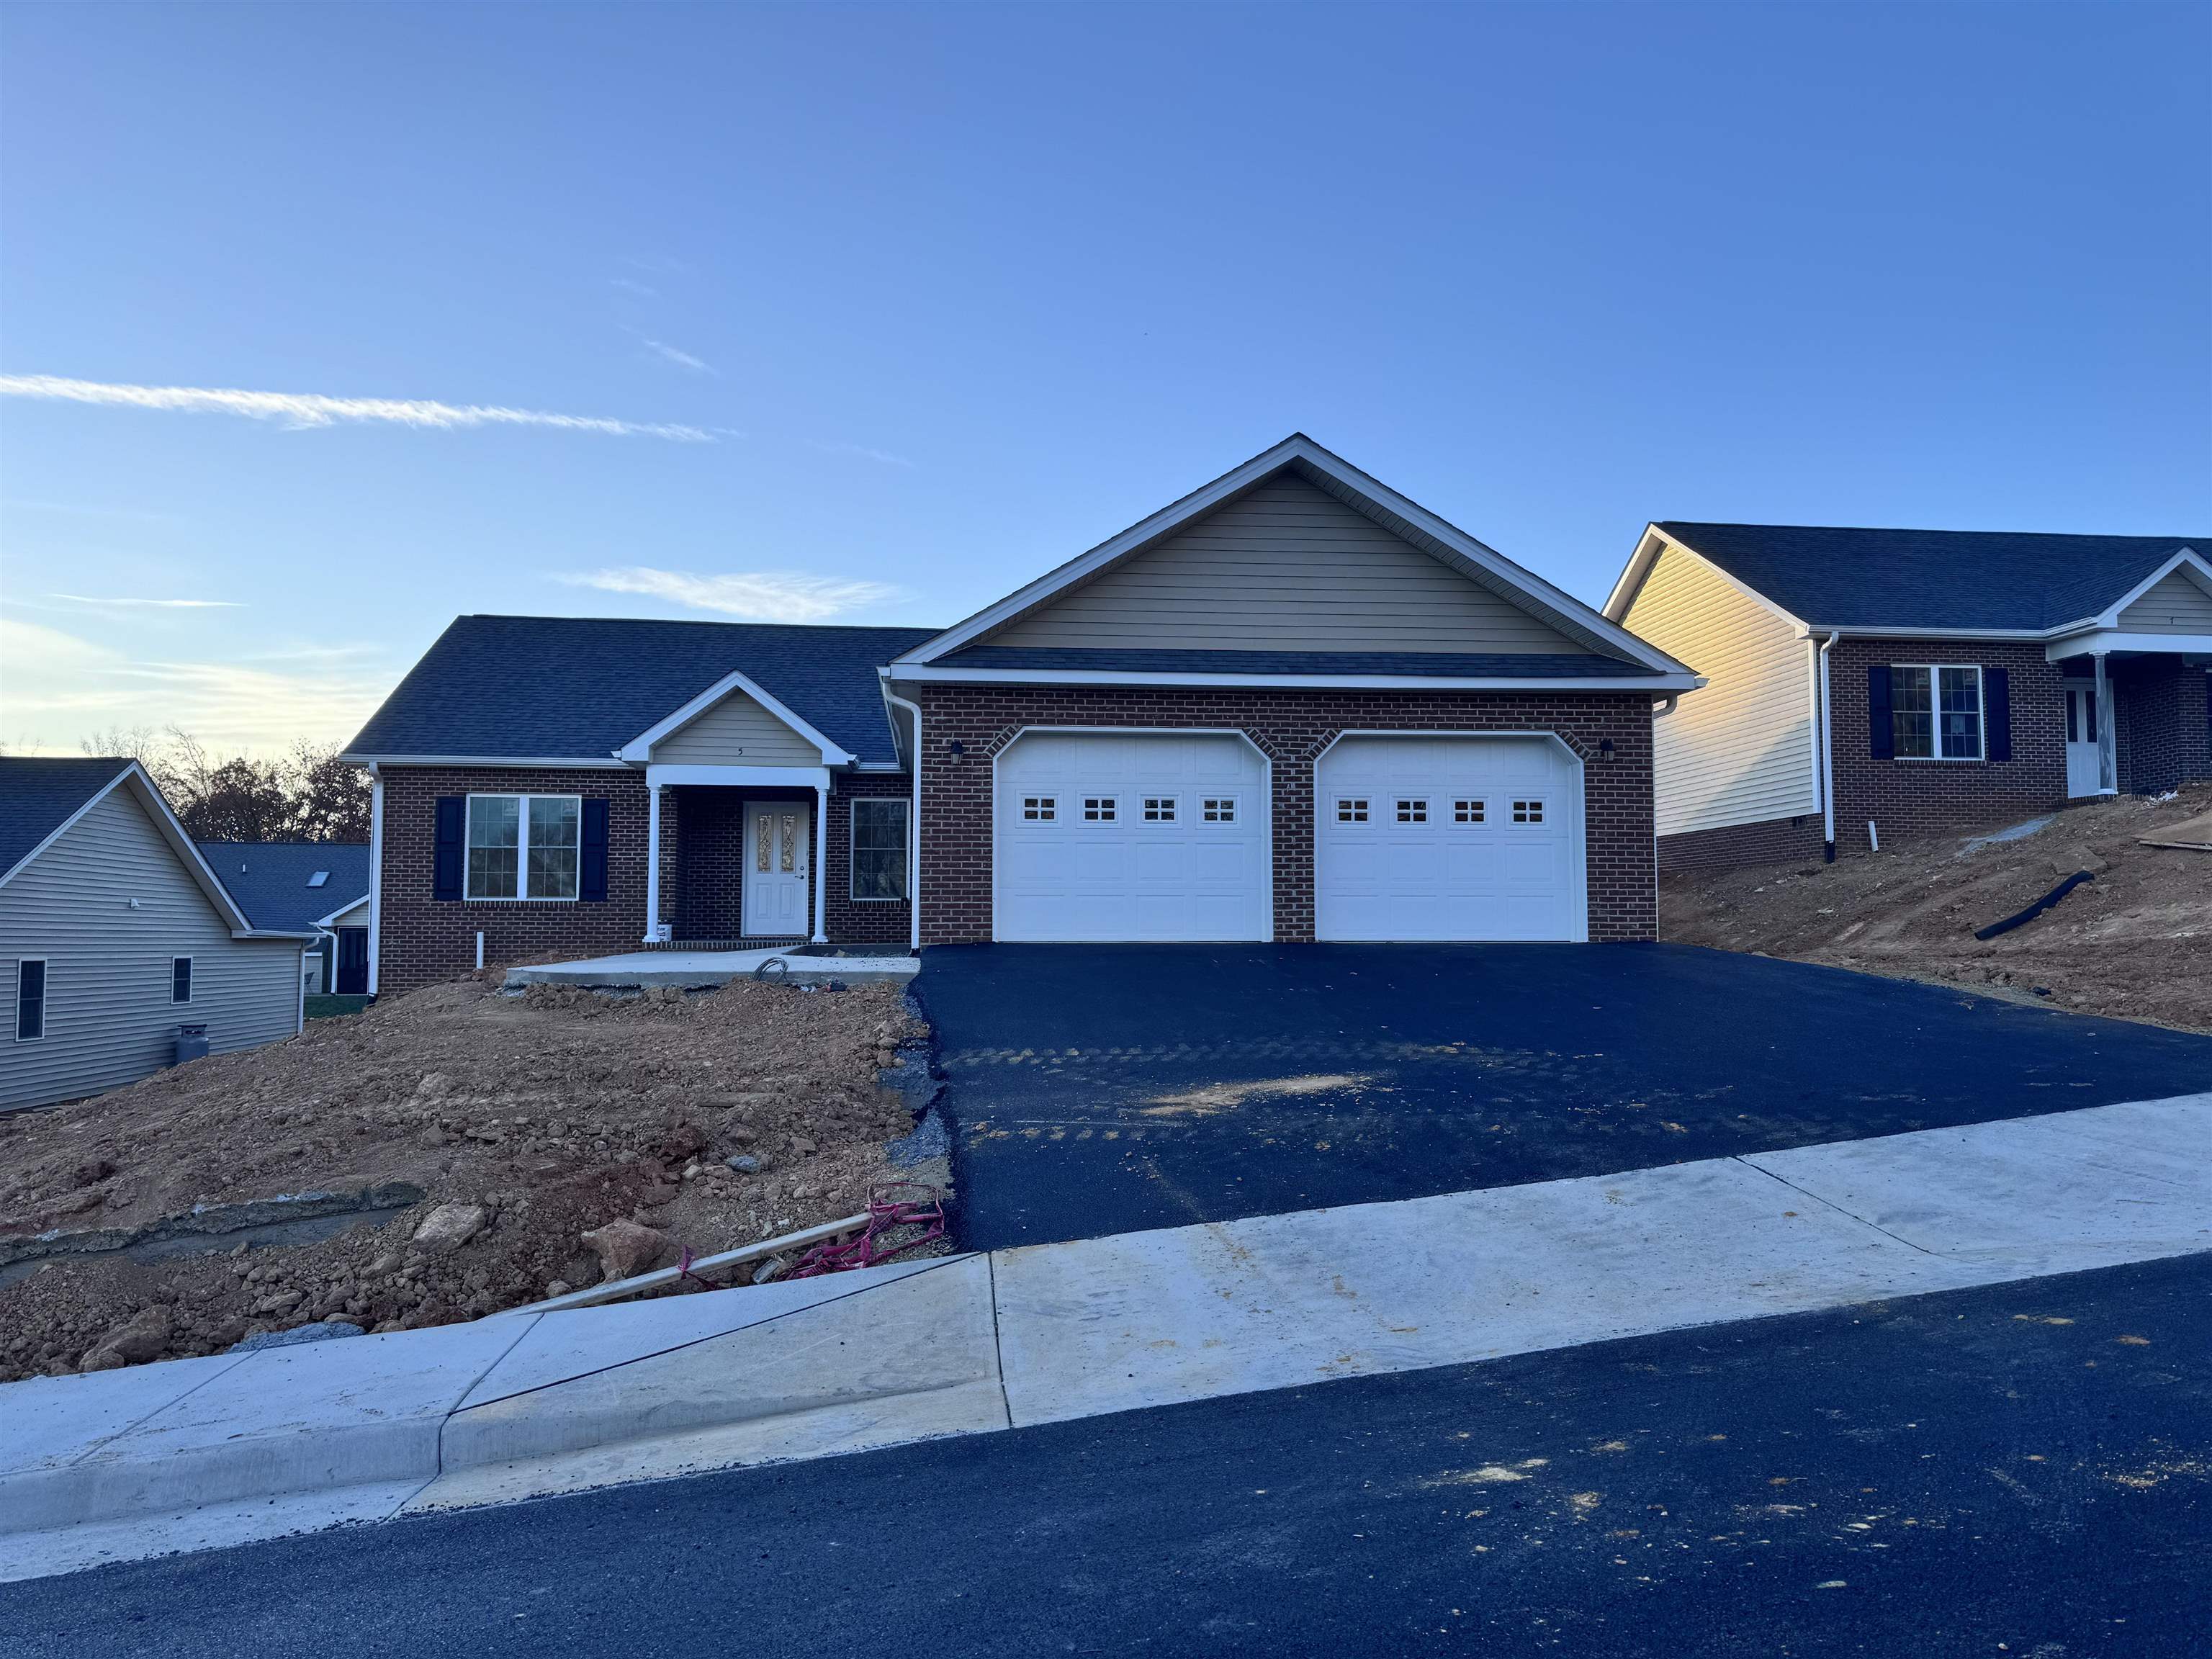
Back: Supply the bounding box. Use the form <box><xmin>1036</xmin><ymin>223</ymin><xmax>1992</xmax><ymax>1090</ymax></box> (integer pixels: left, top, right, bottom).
<box><xmin>1984</xmin><ymin>667</ymin><xmax>2011</xmax><ymax>761</ymax></box>
<box><xmin>1866</xmin><ymin>666</ymin><xmax>1894</xmax><ymax>760</ymax></box>
<box><xmin>433</xmin><ymin>796</ymin><xmax>464</xmax><ymax>901</ymax></box>
<box><xmin>580</xmin><ymin>799</ymin><xmax>610</xmax><ymax>902</ymax></box>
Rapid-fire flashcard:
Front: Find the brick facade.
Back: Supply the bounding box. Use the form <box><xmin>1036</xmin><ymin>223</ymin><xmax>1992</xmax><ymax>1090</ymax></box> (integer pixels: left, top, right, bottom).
<box><xmin>374</xmin><ymin>766</ymin><xmax>913</xmax><ymax>992</ymax></box>
<box><xmin>909</xmin><ymin>683</ymin><xmax>1658</xmax><ymax>945</ymax></box>
<box><xmin>1657</xmin><ymin>812</ymin><xmax>1825</xmax><ymax>873</ymax></box>
<box><xmin>2113</xmin><ymin>658</ymin><xmax>2212</xmax><ymax>796</ymax></box>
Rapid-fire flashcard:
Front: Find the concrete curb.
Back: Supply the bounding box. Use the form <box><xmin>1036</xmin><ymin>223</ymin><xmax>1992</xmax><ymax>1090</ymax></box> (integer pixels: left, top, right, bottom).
<box><xmin>4</xmin><ymin>1092</ymin><xmax>2206</xmax><ymax>1583</ymax></box>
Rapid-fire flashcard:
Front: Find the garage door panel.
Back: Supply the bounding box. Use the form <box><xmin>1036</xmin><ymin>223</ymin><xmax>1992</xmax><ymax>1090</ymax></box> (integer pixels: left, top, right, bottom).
<box><xmin>996</xmin><ymin>732</ymin><xmax>1269</xmax><ymax>943</ymax></box>
<box><xmin>1317</xmin><ymin>734</ymin><xmax>1583</xmax><ymax>943</ymax></box>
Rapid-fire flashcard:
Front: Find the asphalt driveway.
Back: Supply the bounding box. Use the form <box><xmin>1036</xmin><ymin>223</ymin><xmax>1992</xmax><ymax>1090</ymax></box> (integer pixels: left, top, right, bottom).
<box><xmin>913</xmin><ymin>943</ymin><xmax>2212</xmax><ymax>1250</ymax></box>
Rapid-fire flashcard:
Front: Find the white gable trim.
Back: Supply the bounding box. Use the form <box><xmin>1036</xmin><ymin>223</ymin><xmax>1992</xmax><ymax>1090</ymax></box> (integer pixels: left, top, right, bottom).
<box><xmin>1605</xmin><ymin>525</ymin><xmax>1814</xmax><ymax>634</ymax></box>
<box><xmin>0</xmin><ymin>762</ymin><xmax>313</xmax><ymax>938</ymax></box>
<box><xmin>618</xmin><ymin>670</ymin><xmax>857</xmax><ymax>766</ymax></box>
<box><xmin>2094</xmin><ymin>547</ymin><xmax>2211</xmax><ymax>629</ymax></box>
<box><xmin>894</xmin><ymin>436</ymin><xmax>1691</xmax><ymax>678</ymax></box>
<box><xmin>315</xmin><ymin>896</ymin><xmax>371</xmax><ymax>930</ymax></box>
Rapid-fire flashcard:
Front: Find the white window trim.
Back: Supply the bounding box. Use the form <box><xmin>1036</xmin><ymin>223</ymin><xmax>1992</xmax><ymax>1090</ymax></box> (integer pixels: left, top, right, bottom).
<box><xmin>464</xmin><ymin>793</ymin><xmax>584</xmax><ymax>902</ymax></box>
<box><xmin>849</xmin><ymin>797</ymin><xmax>910</xmax><ymax>904</ymax></box>
<box><xmin>171</xmin><ymin>955</ymin><xmax>194</xmax><ymax>1004</ymax></box>
<box><xmin>16</xmin><ymin>958</ymin><xmax>48</xmax><ymax>1042</ymax></box>
<box><xmin>1889</xmin><ymin>664</ymin><xmax>1986</xmax><ymax>763</ymax></box>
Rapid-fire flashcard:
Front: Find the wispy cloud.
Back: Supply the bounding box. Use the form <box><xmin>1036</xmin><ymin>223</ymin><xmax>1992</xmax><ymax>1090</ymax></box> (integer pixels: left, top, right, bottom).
<box><xmin>0</xmin><ymin>374</ymin><xmax>714</xmax><ymax>442</ymax></box>
<box><xmin>48</xmin><ymin>593</ymin><xmax>241</xmax><ymax>610</ymax></box>
<box><xmin>609</xmin><ymin>276</ymin><xmax>661</xmax><ymax>300</ymax></box>
<box><xmin>624</xmin><ymin>329</ymin><xmax>716</xmax><ymax>376</ymax></box>
<box><xmin>0</xmin><ymin>617</ymin><xmax>391</xmax><ymax>755</ymax></box>
<box><xmin>811</xmin><ymin>440</ymin><xmax>917</xmax><ymax>469</ymax></box>
<box><xmin>556</xmin><ymin>567</ymin><xmax>904</xmax><ymax>623</ymax></box>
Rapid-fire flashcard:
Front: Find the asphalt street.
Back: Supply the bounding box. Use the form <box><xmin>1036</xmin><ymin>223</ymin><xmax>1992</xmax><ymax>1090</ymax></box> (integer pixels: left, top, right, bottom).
<box><xmin>914</xmin><ymin>942</ymin><xmax>2212</xmax><ymax>1248</ymax></box>
<box><xmin>6</xmin><ymin>1253</ymin><xmax>2205</xmax><ymax>1657</ymax></box>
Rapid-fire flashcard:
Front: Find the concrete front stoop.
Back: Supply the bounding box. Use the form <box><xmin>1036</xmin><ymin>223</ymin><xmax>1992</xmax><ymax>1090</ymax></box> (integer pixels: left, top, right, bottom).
<box><xmin>4</xmin><ymin>1092</ymin><xmax>2208</xmax><ymax>1583</ymax></box>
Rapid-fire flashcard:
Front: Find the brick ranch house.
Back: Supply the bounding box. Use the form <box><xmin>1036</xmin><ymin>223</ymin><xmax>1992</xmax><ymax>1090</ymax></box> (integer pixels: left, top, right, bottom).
<box><xmin>345</xmin><ymin>436</ymin><xmax>1701</xmax><ymax>993</ymax></box>
<box><xmin>1606</xmin><ymin>523</ymin><xmax>2212</xmax><ymax>870</ymax></box>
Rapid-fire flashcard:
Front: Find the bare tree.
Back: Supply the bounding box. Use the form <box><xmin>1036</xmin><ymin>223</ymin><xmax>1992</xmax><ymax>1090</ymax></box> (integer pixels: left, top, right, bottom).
<box><xmin>76</xmin><ymin>727</ymin><xmax>371</xmax><ymax>843</ymax></box>
<box><xmin>284</xmin><ymin>740</ymin><xmax>372</xmax><ymax>841</ymax></box>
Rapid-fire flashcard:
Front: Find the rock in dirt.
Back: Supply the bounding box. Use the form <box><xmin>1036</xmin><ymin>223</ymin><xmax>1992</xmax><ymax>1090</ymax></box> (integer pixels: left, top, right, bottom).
<box><xmin>724</xmin><ymin>1154</ymin><xmax>762</xmax><ymax>1173</ymax></box>
<box><xmin>581</xmin><ymin>1218</ymin><xmax>669</xmax><ymax>1281</ymax></box>
<box><xmin>231</xmin><ymin>1321</ymin><xmax>365</xmax><ymax>1353</ymax></box>
<box><xmin>79</xmin><ymin>1305</ymin><xmax>173</xmax><ymax>1372</ymax></box>
<box><xmin>412</xmin><ymin>1202</ymin><xmax>489</xmax><ymax>1255</ymax></box>
<box><xmin>752</xmin><ymin>1256</ymin><xmax>788</xmax><ymax>1285</ymax></box>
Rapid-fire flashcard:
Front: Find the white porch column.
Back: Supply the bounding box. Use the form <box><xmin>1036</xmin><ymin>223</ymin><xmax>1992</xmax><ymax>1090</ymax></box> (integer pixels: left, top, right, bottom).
<box><xmin>811</xmin><ymin>781</ymin><xmax>830</xmax><ymax>943</ymax></box>
<box><xmin>644</xmin><ymin>783</ymin><xmax>663</xmax><ymax>943</ymax></box>
<box><xmin>2094</xmin><ymin>652</ymin><xmax>2116</xmax><ymax>793</ymax></box>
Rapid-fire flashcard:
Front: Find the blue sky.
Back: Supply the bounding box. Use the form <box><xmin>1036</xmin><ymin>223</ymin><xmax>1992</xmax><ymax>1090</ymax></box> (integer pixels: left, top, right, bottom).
<box><xmin>4</xmin><ymin>2</ymin><xmax>2206</xmax><ymax>755</ymax></box>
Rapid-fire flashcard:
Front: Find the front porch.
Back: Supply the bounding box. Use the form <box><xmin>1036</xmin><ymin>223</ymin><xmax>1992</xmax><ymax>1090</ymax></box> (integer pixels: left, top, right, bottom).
<box><xmin>2055</xmin><ymin>650</ymin><xmax>2212</xmax><ymax>799</ymax></box>
<box><xmin>647</xmin><ymin>770</ymin><xmax>835</xmax><ymax>947</ymax></box>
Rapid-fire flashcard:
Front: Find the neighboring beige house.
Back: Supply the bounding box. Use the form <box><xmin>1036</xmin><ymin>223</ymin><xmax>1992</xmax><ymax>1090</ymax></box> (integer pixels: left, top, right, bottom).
<box><xmin>1</xmin><ymin>758</ymin><xmax>314</xmax><ymax>1112</ymax></box>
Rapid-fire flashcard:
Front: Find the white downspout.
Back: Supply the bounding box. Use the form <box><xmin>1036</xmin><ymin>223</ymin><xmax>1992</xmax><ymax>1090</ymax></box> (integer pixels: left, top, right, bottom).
<box><xmin>1817</xmin><ymin>631</ymin><xmax>1839</xmax><ymax>861</ymax></box>
<box><xmin>811</xmin><ymin>780</ymin><xmax>830</xmax><ymax>944</ymax></box>
<box><xmin>366</xmin><ymin>762</ymin><xmax>383</xmax><ymax>997</ymax></box>
<box><xmin>882</xmin><ymin>685</ymin><xmax>925</xmax><ymax>953</ymax></box>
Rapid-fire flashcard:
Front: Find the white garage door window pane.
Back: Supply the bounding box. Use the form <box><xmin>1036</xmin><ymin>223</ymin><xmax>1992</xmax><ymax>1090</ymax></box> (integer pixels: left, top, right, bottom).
<box><xmin>1316</xmin><ymin>735</ymin><xmax>1583</xmax><ymax>942</ymax></box>
<box><xmin>996</xmin><ymin>732</ymin><xmax>1269</xmax><ymax>942</ymax></box>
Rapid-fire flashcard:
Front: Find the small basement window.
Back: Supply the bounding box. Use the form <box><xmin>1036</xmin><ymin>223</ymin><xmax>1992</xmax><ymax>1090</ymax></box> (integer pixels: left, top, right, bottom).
<box><xmin>15</xmin><ymin>959</ymin><xmax>46</xmax><ymax>1041</ymax></box>
<box><xmin>171</xmin><ymin>956</ymin><xmax>194</xmax><ymax>1004</ymax></box>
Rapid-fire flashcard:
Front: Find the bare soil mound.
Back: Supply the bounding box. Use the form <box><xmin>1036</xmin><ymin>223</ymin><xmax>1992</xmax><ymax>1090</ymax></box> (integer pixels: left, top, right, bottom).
<box><xmin>0</xmin><ymin>974</ymin><xmax>928</xmax><ymax>1380</ymax></box>
<box><xmin>1662</xmin><ymin>784</ymin><xmax>2212</xmax><ymax>1033</ymax></box>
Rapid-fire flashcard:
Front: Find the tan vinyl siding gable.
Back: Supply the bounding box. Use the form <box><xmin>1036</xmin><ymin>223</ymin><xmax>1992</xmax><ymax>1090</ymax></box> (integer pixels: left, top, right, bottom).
<box><xmin>2117</xmin><ymin>566</ymin><xmax>2212</xmax><ymax>634</ymax></box>
<box><xmin>989</xmin><ymin>472</ymin><xmax>1586</xmax><ymax>654</ymax></box>
<box><xmin>1624</xmin><ymin>546</ymin><xmax>1817</xmax><ymax>837</ymax></box>
<box><xmin>653</xmin><ymin>688</ymin><xmax>822</xmax><ymax>765</ymax></box>
<box><xmin>0</xmin><ymin>788</ymin><xmax>300</xmax><ymax>1111</ymax></box>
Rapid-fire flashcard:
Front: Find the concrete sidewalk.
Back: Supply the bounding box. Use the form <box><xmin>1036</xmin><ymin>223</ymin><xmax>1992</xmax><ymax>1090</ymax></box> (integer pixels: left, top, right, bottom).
<box><xmin>4</xmin><ymin>1091</ymin><xmax>2207</xmax><ymax>1583</ymax></box>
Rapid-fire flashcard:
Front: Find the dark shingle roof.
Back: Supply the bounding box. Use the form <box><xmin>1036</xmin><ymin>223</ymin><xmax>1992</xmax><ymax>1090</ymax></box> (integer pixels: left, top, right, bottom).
<box><xmin>194</xmin><ymin>841</ymin><xmax>370</xmax><ymax>932</ymax></box>
<box><xmin>346</xmin><ymin>616</ymin><xmax>943</xmax><ymax>767</ymax></box>
<box><xmin>1657</xmin><ymin>523</ymin><xmax>2207</xmax><ymax>632</ymax></box>
<box><xmin>935</xmin><ymin>647</ymin><xmax>1658</xmax><ymax>678</ymax></box>
<box><xmin>0</xmin><ymin>756</ymin><xmax>135</xmax><ymax>880</ymax></box>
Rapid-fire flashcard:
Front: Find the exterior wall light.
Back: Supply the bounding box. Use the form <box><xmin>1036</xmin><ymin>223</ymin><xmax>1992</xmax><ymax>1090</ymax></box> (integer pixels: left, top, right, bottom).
<box><xmin>1598</xmin><ymin>739</ymin><xmax>1617</xmax><ymax>761</ymax></box>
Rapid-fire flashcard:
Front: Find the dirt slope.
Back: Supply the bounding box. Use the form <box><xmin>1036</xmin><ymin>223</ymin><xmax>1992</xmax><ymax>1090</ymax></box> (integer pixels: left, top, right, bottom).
<box><xmin>1661</xmin><ymin>785</ymin><xmax>2212</xmax><ymax>1033</ymax></box>
<box><xmin>0</xmin><ymin>976</ymin><xmax>928</xmax><ymax>1380</ymax></box>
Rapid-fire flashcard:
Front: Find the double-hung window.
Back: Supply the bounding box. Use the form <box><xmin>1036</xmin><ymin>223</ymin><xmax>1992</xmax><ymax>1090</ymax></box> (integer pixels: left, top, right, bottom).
<box><xmin>466</xmin><ymin>794</ymin><xmax>582</xmax><ymax>899</ymax></box>
<box><xmin>850</xmin><ymin>799</ymin><xmax>909</xmax><ymax>901</ymax></box>
<box><xmin>171</xmin><ymin>956</ymin><xmax>193</xmax><ymax>1004</ymax></box>
<box><xmin>1889</xmin><ymin>666</ymin><xmax>1984</xmax><ymax>760</ymax></box>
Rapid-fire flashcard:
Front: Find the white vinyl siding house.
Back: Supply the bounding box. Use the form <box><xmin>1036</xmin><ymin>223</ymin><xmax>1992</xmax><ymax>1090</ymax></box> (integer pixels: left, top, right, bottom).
<box><xmin>2117</xmin><ymin>565</ymin><xmax>2212</xmax><ymax>634</ymax></box>
<box><xmin>652</xmin><ymin>689</ymin><xmax>827</xmax><ymax>766</ymax></box>
<box><xmin>1619</xmin><ymin>542</ymin><xmax>1816</xmax><ymax>837</ymax></box>
<box><xmin>989</xmin><ymin>472</ymin><xmax>1588</xmax><ymax>655</ymax></box>
<box><xmin>1</xmin><ymin>783</ymin><xmax>303</xmax><ymax>1112</ymax></box>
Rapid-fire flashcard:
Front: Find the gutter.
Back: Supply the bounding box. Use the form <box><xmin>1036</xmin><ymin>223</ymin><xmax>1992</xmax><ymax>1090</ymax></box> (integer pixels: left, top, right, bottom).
<box><xmin>879</xmin><ymin>680</ymin><xmax>925</xmax><ymax>953</ymax></box>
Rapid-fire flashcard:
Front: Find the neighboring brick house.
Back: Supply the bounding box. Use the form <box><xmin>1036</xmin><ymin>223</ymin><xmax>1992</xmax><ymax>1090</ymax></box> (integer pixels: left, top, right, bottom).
<box><xmin>1604</xmin><ymin>523</ymin><xmax>2212</xmax><ymax>871</ymax></box>
<box><xmin>345</xmin><ymin>436</ymin><xmax>1698</xmax><ymax>992</ymax></box>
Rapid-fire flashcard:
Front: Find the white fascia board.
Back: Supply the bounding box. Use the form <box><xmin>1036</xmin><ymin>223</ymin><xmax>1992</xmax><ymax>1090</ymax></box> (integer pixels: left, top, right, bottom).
<box><xmin>233</xmin><ymin>928</ymin><xmax>323</xmax><ymax>942</ymax></box>
<box><xmin>338</xmin><ymin>752</ymin><xmax>633</xmax><ymax>770</ymax></box>
<box><xmin>1611</xmin><ymin>527</ymin><xmax>1812</xmax><ymax>634</ymax></box>
<box><xmin>886</xmin><ymin>665</ymin><xmax>1702</xmax><ymax>693</ymax></box>
<box><xmin>894</xmin><ymin>435</ymin><xmax>1691</xmax><ymax>678</ymax></box>
<box><xmin>2093</xmin><ymin>547</ymin><xmax>2212</xmax><ymax>626</ymax></box>
<box><xmin>644</xmin><ymin>763</ymin><xmax>834</xmax><ymax>790</ymax></box>
<box><xmin>616</xmin><ymin>669</ymin><xmax>857</xmax><ymax>766</ymax></box>
<box><xmin>1804</xmin><ymin>624</ymin><xmax>2054</xmax><ymax>642</ymax></box>
<box><xmin>2047</xmin><ymin>630</ymin><xmax>2212</xmax><ymax>661</ymax></box>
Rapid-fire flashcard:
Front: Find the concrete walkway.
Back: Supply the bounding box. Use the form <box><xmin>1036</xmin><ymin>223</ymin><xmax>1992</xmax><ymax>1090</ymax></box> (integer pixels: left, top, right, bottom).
<box><xmin>4</xmin><ymin>1091</ymin><xmax>2206</xmax><ymax>1582</ymax></box>
<box><xmin>503</xmin><ymin>948</ymin><xmax>918</xmax><ymax>989</ymax></box>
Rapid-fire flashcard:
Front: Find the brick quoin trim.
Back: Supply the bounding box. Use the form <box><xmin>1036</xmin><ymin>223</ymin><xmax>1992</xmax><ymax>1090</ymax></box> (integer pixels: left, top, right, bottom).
<box><xmin>1827</xmin><ymin>639</ymin><xmax>2067</xmax><ymax>857</ymax></box>
<box><xmin>910</xmin><ymin>684</ymin><xmax>1657</xmax><ymax>945</ymax></box>
<box><xmin>1658</xmin><ymin>813</ymin><xmax>1824</xmax><ymax>873</ymax></box>
<box><xmin>377</xmin><ymin>767</ymin><xmax>914</xmax><ymax>992</ymax></box>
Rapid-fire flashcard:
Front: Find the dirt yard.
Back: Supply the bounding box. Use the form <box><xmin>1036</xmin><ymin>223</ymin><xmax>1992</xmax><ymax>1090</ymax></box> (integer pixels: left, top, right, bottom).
<box><xmin>1662</xmin><ymin>784</ymin><xmax>2212</xmax><ymax>1034</ymax></box>
<box><xmin>0</xmin><ymin>974</ymin><xmax>936</xmax><ymax>1381</ymax></box>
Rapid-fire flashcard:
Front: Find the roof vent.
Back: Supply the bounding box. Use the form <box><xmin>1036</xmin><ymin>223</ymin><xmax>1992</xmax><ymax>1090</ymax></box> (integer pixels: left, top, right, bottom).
<box><xmin>308</xmin><ymin>871</ymin><xmax>329</xmax><ymax>887</ymax></box>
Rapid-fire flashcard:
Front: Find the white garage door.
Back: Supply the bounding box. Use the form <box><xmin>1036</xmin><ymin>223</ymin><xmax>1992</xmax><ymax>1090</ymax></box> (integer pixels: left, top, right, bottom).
<box><xmin>995</xmin><ymin>731</ymin><xmax>1269</xmax><ymax>942</ymax></box>
<box><xmin>1316</xmin><ymin>734</ymin><xmax>1583</xmax><ymax>942</ymax></box>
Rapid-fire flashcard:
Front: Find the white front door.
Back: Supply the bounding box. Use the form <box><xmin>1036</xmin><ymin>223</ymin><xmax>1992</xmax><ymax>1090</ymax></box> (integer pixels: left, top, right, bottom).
<box><xmin>742</xmin><ymin>799</ymin><xmax>810</xmax><ymax>936</ymax></box>
<box><xmin>994</xmin><ymin>731</ymin><xmax>1270</xmax><ymax>942</ymax></box>
<box><xmin>2064</xmin><ymin>685</ymin><xmax>2103</xmax><ymax>798</ymax></box>
<box><xmin>1315</xmin><ymin>734</ymin><xmax>1585</xmax><ymax>942</ymax></box>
